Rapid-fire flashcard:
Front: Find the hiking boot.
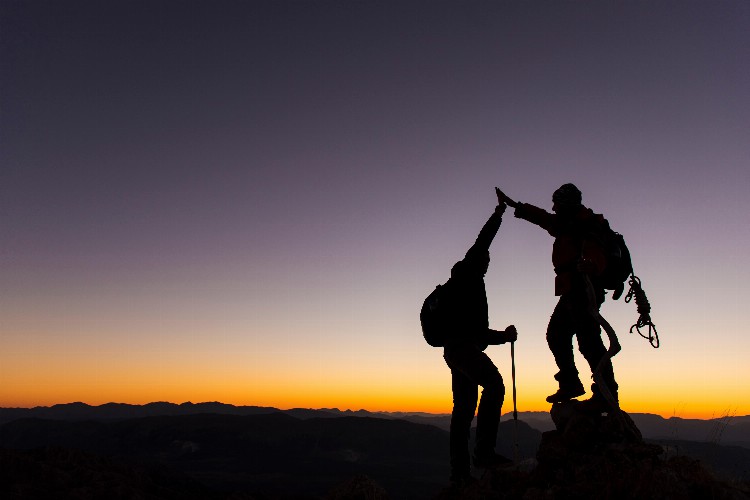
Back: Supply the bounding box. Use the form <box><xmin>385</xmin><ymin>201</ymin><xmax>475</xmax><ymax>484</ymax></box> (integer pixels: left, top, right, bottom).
<box><xmin>545</xmin><ymin>384</ymin><xmax>586</xmax><ymax>403</ymax></box>
<box><xmin>472</xmin><ymin>451</ymin><xmax>513</xmax><ymax>468</ymax></box>
<box><xmin>578</xmin><ymin>394</ymin><xmax>618</xmax><ymax>414</ymax></box>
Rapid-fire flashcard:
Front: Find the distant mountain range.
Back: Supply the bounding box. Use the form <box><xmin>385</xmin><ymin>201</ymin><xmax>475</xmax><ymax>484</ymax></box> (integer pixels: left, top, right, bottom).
<box><xmin>1</xmin><ymin>403</ymin><xmax>748</xmax><ymax>498</ymax></box>
<box><xmin>1</xmin><ymin>402</ymin><xmax>748</xmax><ymax>448</ymax></box>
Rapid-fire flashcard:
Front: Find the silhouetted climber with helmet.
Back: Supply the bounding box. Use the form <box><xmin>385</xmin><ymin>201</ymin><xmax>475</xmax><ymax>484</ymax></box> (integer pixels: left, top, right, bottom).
<box><xmin>496</xmin><ymin>184</ymin><xmax>618</xmax><ymax>411</ymax></box>
<box><xmin>424</xmin><ymin>189</ymin><xmax>518</xmax><ymax>487</ymax></box>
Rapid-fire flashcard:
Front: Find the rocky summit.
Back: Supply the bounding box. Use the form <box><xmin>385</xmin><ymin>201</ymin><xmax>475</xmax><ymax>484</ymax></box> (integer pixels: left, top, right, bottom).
<box><xmin>439</xmin><ymin>402</ymin><xmax>750</xmax><ymax>500</ymax></box>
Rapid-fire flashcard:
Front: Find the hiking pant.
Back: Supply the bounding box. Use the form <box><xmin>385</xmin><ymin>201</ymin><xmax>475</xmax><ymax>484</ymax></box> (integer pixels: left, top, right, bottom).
<box><xmin>443</xmin><ymin>344</ymin><xmax>505</xmax><ymax>477</ymax></box>
<box><xmin>547</xmin><ymin>287</ymin><xmax>618</xmax><ymax>400</ymax></box>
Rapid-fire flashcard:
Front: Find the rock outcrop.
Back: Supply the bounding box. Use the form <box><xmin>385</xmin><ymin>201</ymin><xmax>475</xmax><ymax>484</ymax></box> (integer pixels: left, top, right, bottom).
<box><xmin>326</xmin><ymin>474</ymin><xmax>390</xmax><ymax>500</ymax></box>
<box><xmin>439</xmin><ymin>402</ymin><xmax>750</xmax><ymax>499</ymax></box>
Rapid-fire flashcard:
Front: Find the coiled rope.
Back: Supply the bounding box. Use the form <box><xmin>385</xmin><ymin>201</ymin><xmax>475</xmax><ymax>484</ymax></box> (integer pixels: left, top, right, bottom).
<box><xmin>624</xmin><ymin>275</ymin><xmax>659</xmax><ymax>348</ymax></box>
<box><xmin>583</xmin><ymin>276</ymin><xmax>621</xmax><ymax>414</ymax></box>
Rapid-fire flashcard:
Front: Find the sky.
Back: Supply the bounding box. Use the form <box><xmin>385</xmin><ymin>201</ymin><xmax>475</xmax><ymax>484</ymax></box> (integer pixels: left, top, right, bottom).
<box><xmin>1</xmin><ymin>0</ymin><xmax>749</xmax><ymax>419</ymax></box>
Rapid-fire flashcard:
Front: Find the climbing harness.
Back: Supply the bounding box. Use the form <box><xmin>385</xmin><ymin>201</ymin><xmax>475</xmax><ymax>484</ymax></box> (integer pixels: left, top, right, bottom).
<box><xmin>625</xmin><ymin>275</ymin><xmax>660</xmax><ymax>348</ymax></box>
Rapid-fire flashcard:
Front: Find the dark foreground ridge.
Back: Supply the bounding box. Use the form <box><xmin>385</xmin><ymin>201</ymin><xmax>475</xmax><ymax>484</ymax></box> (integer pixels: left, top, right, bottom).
<box><xmin>1</xmin><ymin>404</ymin><xmax>749</xmax><ymax>499</ymax></box>
<box><xmin>0</xmin><ymin>413</ymin><xmax>449</xmax><ymax>499</ymax></box>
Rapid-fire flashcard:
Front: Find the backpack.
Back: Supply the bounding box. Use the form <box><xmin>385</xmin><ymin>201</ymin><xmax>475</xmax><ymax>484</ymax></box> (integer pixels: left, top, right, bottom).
<box><xmin>420</xmin><ymin>280</ymin><xmax>454</xmax><ymax>347</ymax></box>
<box><xmin>596</xmin><ymin>227</ymin><xmax>634</xmax><ymax>300</ymax></box>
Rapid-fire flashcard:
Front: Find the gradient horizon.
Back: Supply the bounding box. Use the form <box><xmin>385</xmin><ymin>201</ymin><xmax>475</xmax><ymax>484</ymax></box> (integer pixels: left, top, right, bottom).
<box><xmin>2</xmin><ymin>1</ymin><xmax>749</xmax><ymax>422</ymax></box>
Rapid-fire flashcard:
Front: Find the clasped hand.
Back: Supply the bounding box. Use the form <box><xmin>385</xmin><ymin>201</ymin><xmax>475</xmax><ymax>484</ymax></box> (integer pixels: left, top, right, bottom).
<box><xmin>488</xmin><ymin>325</ymin><xmax>518</xmax><ymax>345</ymax></box>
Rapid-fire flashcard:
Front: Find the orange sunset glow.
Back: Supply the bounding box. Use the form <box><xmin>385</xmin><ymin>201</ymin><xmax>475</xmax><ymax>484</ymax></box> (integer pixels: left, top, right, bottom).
<box><xmin>2</xmin><ymin>0</ymin><xmax>749</xmax><ymax>427</ymax></box>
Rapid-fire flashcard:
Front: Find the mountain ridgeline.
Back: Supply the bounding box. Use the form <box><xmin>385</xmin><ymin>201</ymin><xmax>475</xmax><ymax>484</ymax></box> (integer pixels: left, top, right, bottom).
<box><xmin>2</xmin><ymin>402</ymin><xmax>749</xmax><ymax>447</ymax></box>
<box><xmin>0</xmin><ymin>402</ymin><xmax>748</xmax><ymax>499</ymax></box>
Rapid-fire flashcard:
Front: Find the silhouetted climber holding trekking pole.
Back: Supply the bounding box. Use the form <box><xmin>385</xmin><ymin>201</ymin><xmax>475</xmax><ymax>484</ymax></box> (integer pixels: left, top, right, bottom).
<box><xmin>420</xmin><ymin>188</ymin><xmax>518</xmax><ymax>488</ymax></box>
<box><xmin>496</xmin><ymin>184</ymin><xmax>619</xmax><ymax>412</ymax></box>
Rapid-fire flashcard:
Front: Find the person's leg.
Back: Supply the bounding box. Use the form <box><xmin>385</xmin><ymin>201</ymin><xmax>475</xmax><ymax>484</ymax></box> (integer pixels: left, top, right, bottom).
<box><xmin>546</xmin><ymin>296</ymin><xmax>585</xmax><ymax>402</ymax></box>
<box><xmin>574</xmin><ymin>305</ymin><xmax>619</xmax><ymax>404</ymax></box>
<box><xmin>446</xmin><ymin>345</ymin><xmax>506</xmax><ymax>464</ymax></box>
<box><xmin>472</xmin><ymin>353</ymin><xmax>505</xmax><ymax>459</ymax></box>
<box><xmin>445</xmin><ymin>350</ymin><xmax>478</xmax><ymax>481</ymax></box>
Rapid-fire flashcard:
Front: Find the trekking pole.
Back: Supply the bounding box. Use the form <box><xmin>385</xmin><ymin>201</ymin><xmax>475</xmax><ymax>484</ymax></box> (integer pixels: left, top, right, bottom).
<box><xmin>511</xmin><ymin>340</ymin><xmax>519</xmax><ymax>463</ymax></box>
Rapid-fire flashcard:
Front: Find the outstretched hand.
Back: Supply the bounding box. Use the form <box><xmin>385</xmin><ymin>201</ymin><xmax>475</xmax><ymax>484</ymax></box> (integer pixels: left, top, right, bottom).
<box><xmin>495</xmin><ymin>187</ymin><xmax>518</xmax><ymax>208</ymax></box>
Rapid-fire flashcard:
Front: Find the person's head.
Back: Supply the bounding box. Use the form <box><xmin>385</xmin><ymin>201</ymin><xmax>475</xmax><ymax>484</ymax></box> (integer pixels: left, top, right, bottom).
<box><xmin>552</xmin><ymin>183</ymin><xmax>582</xmax><ymax>216</ymax></box>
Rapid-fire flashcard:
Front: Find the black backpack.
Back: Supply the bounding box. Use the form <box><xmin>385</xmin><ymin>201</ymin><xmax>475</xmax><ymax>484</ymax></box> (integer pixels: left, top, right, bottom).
<box><xmin>420</xmin><ymin>280</ymin><xmax>454</xmax><ymax>347</ymax></box>
<box><xmin>596</xmin><ymin>227</ymin><xmax>634</xmax><ymax>300</ymax></box>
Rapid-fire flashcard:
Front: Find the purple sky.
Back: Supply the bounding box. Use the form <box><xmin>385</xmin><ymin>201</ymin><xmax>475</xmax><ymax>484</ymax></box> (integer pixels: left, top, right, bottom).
<box><xmin>2</xmin><ymin>1</ymin><xmax>749</xmax><ymax>416</ymax></box>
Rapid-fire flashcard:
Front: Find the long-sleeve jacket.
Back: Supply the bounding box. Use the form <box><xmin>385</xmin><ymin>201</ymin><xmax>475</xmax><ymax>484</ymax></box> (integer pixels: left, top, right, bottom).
<box><xmin>514</xmin><ymin>203</ymin><xmax>608</xmax><ymax>296</ymax></box>
<box><xmin>443</xmin><ymin>205</ymin><xmax>504</xmax><ymax>350</ymax></box>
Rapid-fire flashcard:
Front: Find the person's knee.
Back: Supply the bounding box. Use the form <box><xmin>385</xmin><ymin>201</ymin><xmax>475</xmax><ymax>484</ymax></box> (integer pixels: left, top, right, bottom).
<box><xmin>489</xmin><ymin>383</ymin><xmax>505</xmax><ymax>402</ymax></box>
<box><xmin>451</xmin><ymin>404</ymin><xmax>475</xmax><ymax>426</ymax></box>
<box><xmin>482</xmin><ymin>371</ymin><xmax>505</xmax><ymax>399</ymax></box>
<box><xmin>546</xmin><ymin>324</ymin><xmax>570</xmax><ymax>352</ymax></box>
<box><xmin>578</xmin><ymin>338</ymin><xmax>606</xmax><ymax>362</ymax></box>
<box><xmin>452</xmin><ymin>392</ymin><xmax>477</xmax><ymax>418</ymax></box>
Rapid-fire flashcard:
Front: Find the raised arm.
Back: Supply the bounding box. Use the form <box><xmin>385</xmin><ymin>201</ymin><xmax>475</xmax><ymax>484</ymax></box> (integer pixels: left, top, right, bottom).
<box><xmin>471</xmin><ymin>202</ymin><xmax>506</xmax><ymax>254</ymax></box>
<box><xmin>496</xmin><ymin>187</ymin><xmax>557</xmax><ymax>235</ymax></box>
